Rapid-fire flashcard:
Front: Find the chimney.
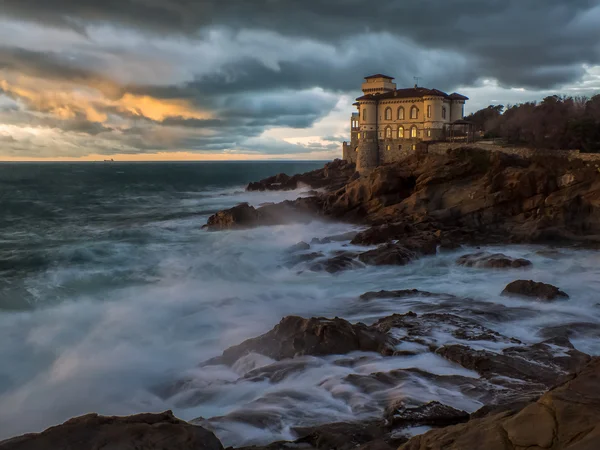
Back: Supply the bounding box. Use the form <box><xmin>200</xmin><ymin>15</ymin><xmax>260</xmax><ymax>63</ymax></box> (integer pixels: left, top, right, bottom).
<box><xmin>414</xmin><ymin>83</ymin><xmax>418</xmax><ymax>88</ymax></box>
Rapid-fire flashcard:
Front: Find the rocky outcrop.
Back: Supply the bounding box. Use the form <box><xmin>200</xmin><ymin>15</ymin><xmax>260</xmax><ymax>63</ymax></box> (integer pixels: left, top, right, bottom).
<box><xmin>357</xmin><ymin>244</ymin><xmax>417</xmax><ymax>266</ymax></box>
<box><xmin>207</xmin><ymin>148</ymin><xmax>600</xmax><ymax>246</ymax></box>
<box><xmin>247</xmin><ymin>159</ymin><xmax>355</xmax><ymax>192</ymax></box>
<box><xmin>501</xmin><ymin>279</ymin><xmax>569</xmax><ymax>300</ymax></box>
<box><xmin>399</xmin><ymin>357</ymin><xmax>600</xmax><ymax>450</ymax></box>
<box><xmin>456</xmin><ymin>252</ymin><xmax>532</xmax><ymax>269</ymax></box>
<box><xmin>204</xmin><ymin>198</ymin><xmax>322</xmax><ymax>231</ymax></box>
<box><xmin>204</xmin><ymin>316</ymin><xmax>394</xmax><ymax>366</ymax></box>
<box><xmin>0</xmin><ymin>411</ymin><xmax>223</xmax><ymax>450</ymax></box>
<box><xmin>436</xmin><ymin>337</ymin><xmax>590</xmax><ymax>388</ymax></box>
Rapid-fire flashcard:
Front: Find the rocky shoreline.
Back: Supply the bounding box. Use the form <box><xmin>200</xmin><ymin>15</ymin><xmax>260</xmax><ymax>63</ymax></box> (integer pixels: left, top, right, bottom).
<box><xmin>3</xmin><ymin>148</ymin><xmax>600</xmax><ymax>449</ymax></box>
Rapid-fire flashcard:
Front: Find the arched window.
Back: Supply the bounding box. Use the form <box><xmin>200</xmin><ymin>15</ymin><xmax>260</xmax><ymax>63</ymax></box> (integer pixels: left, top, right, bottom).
<box><xmin>442</xmin><ymin>107</ymin><xmax>447</xmax><ymax>120</ymax></box>
<box><xmin>355</xmin><ymin>147</ymin><xmax>359</xmax><ymax>152</ymax></box>
<box><xmin>385</xmin><ymin>127</ymin><xmax>392</xmax><ymax>138</ymax></box>
<box><xmin>411</xmin><ymin>126</ymin><xmax>418</xmax><ymax>138</ymax></box>
<box><xmin>357</xmin><ymin>133</ymin><xmax>361</xmax><ymax>139</ymax></box>
<box><xmin>410</xmin><ymin>106</ymin><xmax>418</xmax><ymax>119</ymax></box>
<box><xmin>398</xmin><ymin>107</ymin><xmax>405</xmax><ymax>120</ymax></box>
<box><xmin>386</xmin><ymin>144</ymin><xmax>391</xmax><ymax>151</ymax></box>
<box><xmin>385</xmin><ymin>107</ymin><xmax>392</xmax><ymax>120</ymax></box>
<box><xmin>427</xmin><ymin>105</ymin><xmax>432</xmax><ymax>118</ymax></box>
<box><xmin>363</xmin><ymin>109</ymin><xmax>367</xmax><ymax>121</ymax></box>
<box><xmin>398</xmin><ymin>126</ymin><xmax>404</xmax><ymax>139</ymax></box>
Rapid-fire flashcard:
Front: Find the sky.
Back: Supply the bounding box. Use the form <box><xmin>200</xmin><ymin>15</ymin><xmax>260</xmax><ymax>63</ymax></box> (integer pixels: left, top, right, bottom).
<box><xmin>0</xmin><ymin>1</ymin><xmax>599</xmax><ymax>161</ymax></box>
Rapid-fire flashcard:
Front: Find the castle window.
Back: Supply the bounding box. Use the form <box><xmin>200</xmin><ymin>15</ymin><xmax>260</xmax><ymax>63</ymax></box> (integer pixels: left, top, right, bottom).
<box><xmin>363</xmin><ymin>109</ymin><xmax>367</xmax><ymax>121</ymax></box>
<box><xmin>385</xmin><ymin>107</ymin><xmax>392</xmax><ymax>120</ymax></box>
<box><xmin>386</xmin><ymin>144</ymin><xmax>391</xmax><ymax>151</ymax></box>
<box><xmin>398</xmin><ymin>107</ymin><xmax>405</xmax><ymax>120</ymax></box>
<box><xmin>427</xmin><ymin>129</ymin><xmax>431</xmax><ymax>137</ymax></box>
<box><xmin>385</xmin><ymin>127</ymin><xmax>392</xmax><ymax>138</ymax></box>
<box><xmin>412</xmin><ymin>144</ymin><xmax>417</xmax><ymax>151</ymax></box>
<box><xmin>410</xmin><ymin>106</ymin><xmax>418</xmax><ymax>119</ymax></box>
<box><xmin>357</xmin><ymin>133</ymin><xmax>361</xmax><ymax>139</ymax></box>
<box><xmin>398</xmin><ymin>126</ymin><xmax>404</xmax><ymax>138</ymax></box>
<box><xmin>427</xmin><ymin>105</ymin><xmax>431</xmax><ymax>118</ymax></box>
<box><xmin>355</xmin><ymin>147</ymin><xmax>359</xmax><ymax>152</ymax></box>
<box><xmin>398</xmin><ymin>144</ymin><xmax>403</xmax><ymax>150</ymax></box>
<box><xmin>442</xmin><ymin>107</ymin><xmax>447</xmax><ymax>119</ymax></box>
<box><xmin>411</xmin><ymin>126</ymin><xmax>418</xmax><ymax>138</ymax></box>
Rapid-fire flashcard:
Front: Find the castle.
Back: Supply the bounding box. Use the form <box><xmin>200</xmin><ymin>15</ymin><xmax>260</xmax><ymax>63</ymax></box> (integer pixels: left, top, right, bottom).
<box><xmin>342</xmin><ymin>74</ymin><xmax>469</xmax><ymax>171</ymax></box>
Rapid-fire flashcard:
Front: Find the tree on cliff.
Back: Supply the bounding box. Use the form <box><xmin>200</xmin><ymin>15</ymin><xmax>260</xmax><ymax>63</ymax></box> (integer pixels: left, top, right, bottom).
<box><xmin>466</xmin><ymin>95</ymin><xmax>600</xmax><ymax>152</ymax></box>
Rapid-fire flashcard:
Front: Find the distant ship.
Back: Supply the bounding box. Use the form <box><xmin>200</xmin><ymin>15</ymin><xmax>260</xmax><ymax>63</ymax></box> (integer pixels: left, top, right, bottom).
<box><xmin>103</xmin><ymin>158</ymin><xmax>114</xmax><ymax>162</ymax></box>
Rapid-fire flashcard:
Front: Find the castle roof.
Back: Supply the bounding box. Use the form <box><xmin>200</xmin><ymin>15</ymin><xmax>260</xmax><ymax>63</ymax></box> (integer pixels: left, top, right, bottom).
<box><xmin>364</xmin><ymin>74</ymin><xmax>394</xmax><ymax>80</ymax></box>
<box><xmin>356</xmin><ymin>87</ymin><xmax>469</xmax><ymax>102</ymax></box>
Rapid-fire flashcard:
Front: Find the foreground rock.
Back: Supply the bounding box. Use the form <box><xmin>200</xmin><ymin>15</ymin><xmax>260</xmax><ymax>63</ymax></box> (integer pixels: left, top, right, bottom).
<box><xmin>204</xmin><ymin>316</ymin><xmax>393</xmax><ymax>366</ymax></box>
<box><xmin>502</xmin><ymin>279</ymin><xmax>569</xmax><ymax>300</ymax></box>
<box><xmin>247</xmin><ymin>159</ymin><xmax>356</xmax><ymax>192</ymax></box>
<box><xmin>456</xmin><ymin>252</ymin><xmax>532</xmax><ymax>269</ymax></box>
<box><xmin>204</xmin><ymin>198</ymin><xmax>321</xmax><ymax>231</ymax></box>
<box><xmin>399</xmin><ymin>357</ymin><xmax>600</xmax><ymax>450</ymax></box>
<box><xmin>0</xmin><ymin>411</ymin><xmax>223</xmax><ymax>450</ymax></box>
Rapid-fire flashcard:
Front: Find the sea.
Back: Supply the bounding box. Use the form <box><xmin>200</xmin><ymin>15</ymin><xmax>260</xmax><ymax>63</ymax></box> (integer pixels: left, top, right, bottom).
<box><xmin>0</xmin><ymin>161</ymin><xmax>599</xmax><ymax>446</ymax></box>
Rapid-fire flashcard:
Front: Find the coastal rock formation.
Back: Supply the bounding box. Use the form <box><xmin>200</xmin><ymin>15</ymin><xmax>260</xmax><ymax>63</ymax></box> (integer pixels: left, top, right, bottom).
<box><xmin>399</xmin><ymin>357</ymin><xmax>600</xmax><ymax>450</ymax></box>
<box><xmin>501</xmin><ymin>279</ymin><xmax>569</xmax><ymax>300</ymax></box>
<box><xmin>204</xmin><ymin>315</ymin><xmax>394</xmax><ymax>366</ymax></box>
<box><xmin>456</xmin><ymin>252</ymin><xmax>532</xmax><ymax>268</ymax></box>
<box><xmin>247</xmin><ymin>159</ymin><xmax>355</xmax><ymax>192</ymax></box>
<box><xmin>437</xmin><ymin>337</ymin><xmax>590</xmax><ymax>387</ymax></box>
<box><xmin>204</xmin><ymin>198</ymin><xmax>322</xmax><ymax>231</ymax></box>
<box><xmin>207</xmin><ymin>148</ymin><xmax>600</xmax><ymax>248</ymax></box>
<box><xmin>0</xmin><ymin>411</ymin><xmax>223</xmax><ymax>450</ymax></box>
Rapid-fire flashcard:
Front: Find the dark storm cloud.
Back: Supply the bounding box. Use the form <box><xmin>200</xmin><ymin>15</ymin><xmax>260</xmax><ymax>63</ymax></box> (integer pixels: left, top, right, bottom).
<box><xmin>2</xmin><ymin>0</ymin><xmax>599</xmax><ymax>89</ymax></box>
<box><xmin>0</xmin><ymin>46</ymin><xmax>116</xmax><ymax>89</ymax></box>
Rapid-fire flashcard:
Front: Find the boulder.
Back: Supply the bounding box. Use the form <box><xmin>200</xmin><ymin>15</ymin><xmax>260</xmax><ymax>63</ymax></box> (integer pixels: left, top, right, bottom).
<box><xmin>204</xmin><ymin>316</ymin><xmax>393</xmax><ymax>366</ymax></box>
<box><xmin>308</xmin><ymin>254</ymin><xmax>364</xmax><ymax>273</ymax></box>
<box><xmin>204</xmin><ymin>198</ymin><xmax>322</xmax><ymax>231</ymax></box>
<box><xmin>246</xmin><ymin>159</ymin><xmax>355</xmax><ymax>192</ymax></box>
<box><xmin>399</xmin><ymin>357</ymin><xmax>600</xmax><ymax>450</ymax></box>
<box><xmin>0</xmin><ymin>411</ymin><xmax>223</xmax><ymax>450</ymax></box>
<box><xmin>436</xmin><ymin>337</ymin><xmax>590</xmax><ymax>388</ymax></box>
<box><xmin>286</xmin><ymin>241</ymin><xmax>310</xmax><ymax>252</ymax></box>
<box><xmin>384</xmin><ymin>401</ymin><xmax>469</xmax><ymax>428</ymax></box>
<box><xmin>501</xmin><ymin>279</ymin><xmax>569</xmax><ymax>300</ymax></box>
<box><xmin>456</xmin><ymin>252</ymin><xmax>532</xmax><ymax>269</ymax></box>
<box><xmin>358</xmin><ymin>244</ymin><xmax>416</xmax><ymax>266</ymax></box>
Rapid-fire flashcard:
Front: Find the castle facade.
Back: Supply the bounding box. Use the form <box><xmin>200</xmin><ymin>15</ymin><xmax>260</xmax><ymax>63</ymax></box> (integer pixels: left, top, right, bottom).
<box><xmin>342</xmin><ymin>74</ymin><xmax>469</xmax><ymax>171</ymax></box>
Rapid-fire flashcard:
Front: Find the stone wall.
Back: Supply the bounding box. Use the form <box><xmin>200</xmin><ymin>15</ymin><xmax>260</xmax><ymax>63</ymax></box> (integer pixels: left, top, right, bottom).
<box><xmin>343</xmin><ymin>140</ymin><xmax>600</xmax><ymax>168</ymax></box>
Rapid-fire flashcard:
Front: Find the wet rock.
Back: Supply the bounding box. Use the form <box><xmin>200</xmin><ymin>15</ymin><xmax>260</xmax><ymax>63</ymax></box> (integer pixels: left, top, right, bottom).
<box><xmin>358</xmin><ymin>244</ymin><xmax>416</xmax><ymax>266</ymax></box>
<box><xmin>456</xmin><ymin>252</ymin><xmax>532</xmax><ymax>269</ymax></box>
<box><xmin>204</xmin><ymin>316</ymin><xmax>393</xmax><ymax>366</ymax></box>
<box><xmin>539</xmin><ymin>322</ymin><xmax>600</xmax><ymax>340</ymax></box>
<box><xmin>351</xmin><ymin>223</ymin><xmax>415</xmax><ymax>246</ymax></box>
<box><xmin>283</xmin><ymin>252</ymin><xmax>324</xmax><ymax>268</ymax></box>
<box><xmin>308</xmin><ymin>254</ymin><xmax>364</xmax><ymax>273</ymax></box>
<box><xmin>204</xmin><ymin>203</ymin><xmax>260</xmax><ymax>230</ymax></box>
<box><xmin>359</xmin><ymin>289</ymin><xmax>446</xmax><ymax>301</ymax></box>
<box><xmin>373</xmin><ymin>311</ymin><xmax>519</xmax><ymax>350</ymax></box>
<box><xmin>204</xmin><ymin>198</ymin><xmax>322</xmax><ymax>231</ymax></box>
<box><xmin>436</xmin><ymin>337</ymin><xmax>590</xmax><ymax>388</ymax></box>
<box><xmin>501</xmin><ymin>279</ymin><xmax>569</xmax><ymax>300</ymax></box>
<box><xmin>293</xmin><ymin>421</ymin><xmax>388</xmax><ymax>450</ymax></box>
<box><xmin>286</xmin><ymin>241</ymin><xmax>310</xmax><ymax>252</ymax></box>
<box><xmin>385</xmin><ymin>401</ymin><xmax>469</xmax><ymax>428</ymax></box>
<box><xmin>0</xmin><ymin>411</ymin><xmax>223</xmax><ymax>450</ymax></box>
<box><xmin>247</xmin><ymin>159</ymin><xmax>355</xmax><ymax>192</ymax></box>
<box><xmin>399</xmin><ymin>357</ymin><xmax>600</xmax><ymax>450</ymax></box>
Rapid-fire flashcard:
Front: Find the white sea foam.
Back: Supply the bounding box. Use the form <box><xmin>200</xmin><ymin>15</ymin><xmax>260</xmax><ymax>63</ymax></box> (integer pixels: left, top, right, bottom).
<box><xmin>1</xmin><ymin>184</ymin><xmax>599</xmax><ymax>446</ymax></box>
